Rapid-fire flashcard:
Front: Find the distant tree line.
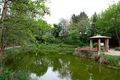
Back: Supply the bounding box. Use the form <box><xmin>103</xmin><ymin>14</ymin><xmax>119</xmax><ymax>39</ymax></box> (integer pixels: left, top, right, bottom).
<box><xmin>0</xmin><ymin>0</ymin><xmax>120</xmax><ymax>54</ymax></box>
<box><xmin>52</xmin><ymin>2</ymin><xmax>120</xmax><ymax>47</ymax></box>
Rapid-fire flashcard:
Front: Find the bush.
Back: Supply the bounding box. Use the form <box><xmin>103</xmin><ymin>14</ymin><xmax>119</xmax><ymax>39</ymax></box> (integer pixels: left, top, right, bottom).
<box><xmin>0</xmin><ymin>69</ymin><xmax>29</xmax><ymax>80</ymax></box>
<box><xmin>0</xmin><ymin>68</ymin><xmax>12</xmax><ymax>80</ymax></box>
<box><xmin>102</xmin><ymin>55</ymin><xmax>120</xmax><ymax>67</ymax></box>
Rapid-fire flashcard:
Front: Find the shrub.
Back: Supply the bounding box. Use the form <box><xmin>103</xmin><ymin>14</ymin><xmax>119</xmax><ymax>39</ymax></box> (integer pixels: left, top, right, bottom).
<box><xmin>102</xmin><ymin>55</ymin><xmax>120</xmax><ymax>67</ymax></box>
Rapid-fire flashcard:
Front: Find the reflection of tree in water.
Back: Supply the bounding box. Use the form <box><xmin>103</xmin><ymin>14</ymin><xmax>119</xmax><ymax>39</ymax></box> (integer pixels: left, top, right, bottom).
<box><xmin>46</xmin><ymin>55</ymin><xmax>93</xmax><ymax>80</ymax></box>
<box><xmin>7</xmin><ymin>53</ymin><xmax>91</xmax><ymax>80</ymax></box>
<box><xmin>9</xmin><ymin>53</ymin><xmax>48</xmax><ymax>77</ymax></box>
<box><xmin>58</xmin><ymin>59</ymin><xmax>71</xmax><ymax>79</ymax></box>
<box><xmin>46</xmin><ymin>55</ymin><xmax>72</xmax><ymax>79</ymax></box>
<box><xmin>87</xmin><ymin>63</ymin><xmax>120</xmax><ymax>80</ymax></box>
<box><xmin>29</xmin><ymin>57</ymin><xmax>48</xmax><ymax>76</ymax></box>
<box><xmin>44</xmin><ymin>55</ymin><xmax>89</xmax><ymax>80</ymax></box>
<box><xmin>49</xmin><ymin>57</ymin><xmax>62</xmax><ymax>71</ymax></box>
<box><xmin>7</xmin><ymin>53</ymin><xmax>120</xmax><ymax>80</ymax></box>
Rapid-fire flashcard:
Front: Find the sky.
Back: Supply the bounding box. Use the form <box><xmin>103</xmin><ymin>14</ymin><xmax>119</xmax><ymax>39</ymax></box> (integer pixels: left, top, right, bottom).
<box><xmin>44</xmin><ymin>0</ymin><xmax>119</xmax><ymax>24</ymax></box>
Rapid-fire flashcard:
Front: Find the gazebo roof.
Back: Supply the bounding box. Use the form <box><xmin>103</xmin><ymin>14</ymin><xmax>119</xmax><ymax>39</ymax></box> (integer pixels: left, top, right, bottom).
<box><xmin>90</xmin><ymin>35</ymin><xmax>111</xmax><ymax>39</ymax></box>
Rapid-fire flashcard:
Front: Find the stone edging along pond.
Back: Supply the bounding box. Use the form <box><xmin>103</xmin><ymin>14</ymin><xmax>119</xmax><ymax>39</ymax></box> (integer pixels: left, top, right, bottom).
<box><xmin>74</xmin><ymin>48</ymin><xmax>120</xmax><ymax>69</ymax></box>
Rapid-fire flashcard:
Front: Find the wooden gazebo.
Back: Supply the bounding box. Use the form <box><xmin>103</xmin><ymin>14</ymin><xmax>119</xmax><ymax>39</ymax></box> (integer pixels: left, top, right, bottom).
<box><xmin>89</xmin><ymin>35</ymin><xmax>111</xmax><ymax>52</ymax></box>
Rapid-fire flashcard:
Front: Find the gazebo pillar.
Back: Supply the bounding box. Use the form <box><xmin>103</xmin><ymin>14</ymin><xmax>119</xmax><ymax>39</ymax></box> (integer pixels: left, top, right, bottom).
<box><xmin>97</xmin><ymin>39</ymin><xmax>101</xmax><ymax>52</ymax></box>
<box><xmin>105</xmin><ymin>39</ymin><xmax>109</xmax><ymax>52</ymax></box>
<box><xmin>90</xmin><ymin>39</ymin><xmax>93</xmax><ymax>49</ymax></box>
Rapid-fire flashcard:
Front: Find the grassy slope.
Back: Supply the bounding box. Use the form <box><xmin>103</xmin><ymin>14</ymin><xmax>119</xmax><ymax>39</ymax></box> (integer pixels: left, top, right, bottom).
<box><xmin>37</xmin><ymin>43</ymin><xmax>76</xmax><ymax>55</ymax></box>
<box><xmin>101</xmin><ymin>54</ymin><xmax>120</xmax><ymax>69</ymax></box>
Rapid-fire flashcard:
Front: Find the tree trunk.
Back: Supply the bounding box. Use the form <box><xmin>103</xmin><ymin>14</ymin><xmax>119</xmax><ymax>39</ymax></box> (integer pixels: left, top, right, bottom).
<box><xmin>114</xmin><ymin>18</ymin><xmax>120</xmax><ymax>47</ymax></box>
<box><xmin>0</xmin><ymin>0</ymin><xmax>8</xmax><ymax>53</ymax></box>
<box><xmin>0</xmin><ymin>0</ymin><xmax>8</xmax><ymax>73</ymax></box>
<box><xmin>0</xmin><ymin>0</ymin><xmax>8</xmax><ymax>65</ymax></box>
<box><xmin>115</xmin><ymin>29</ymin><xmax>120</xmax><ymax>47</ymax></box>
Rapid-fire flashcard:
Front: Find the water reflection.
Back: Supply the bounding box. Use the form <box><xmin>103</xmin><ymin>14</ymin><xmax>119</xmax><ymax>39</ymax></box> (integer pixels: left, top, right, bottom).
<box><xmin>7</xmin><ymin>53</ymin><xmax>120</xmax><ymax>80</ymax></box>
<box><xmin>30</xmin><ymin>67</ymin><xmax>71</xmax><ymax>80</ymax></box>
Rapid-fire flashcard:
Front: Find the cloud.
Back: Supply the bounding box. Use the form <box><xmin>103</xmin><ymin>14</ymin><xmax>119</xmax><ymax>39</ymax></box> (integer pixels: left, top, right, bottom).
<box><xmin>44</xmin><ymin>0</ymin><xmax>119</xmax><ymax>24</ymax></box>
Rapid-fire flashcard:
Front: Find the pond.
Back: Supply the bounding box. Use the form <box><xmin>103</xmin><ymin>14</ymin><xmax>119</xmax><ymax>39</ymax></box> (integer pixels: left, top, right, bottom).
<box><xmin>7</xmin><ymin>53</ymin><xmax>120</xmax><ymax>80</ymax></box>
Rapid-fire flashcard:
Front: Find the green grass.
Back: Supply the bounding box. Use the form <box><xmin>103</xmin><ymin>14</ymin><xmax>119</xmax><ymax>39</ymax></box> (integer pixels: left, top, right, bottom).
<box><xmin>37</xmin><ymin>43</ymin><xmax>76</xmax><ymax>55</ymax></box>
<box><xmin>4</xmin><ymin>43</ymin><xmax>76</xmax><ymax>64</ymax></box>
<box><xmin>101</xmin><ymin>54</ymin><xmax>120</xmax><ymax>68</ymax></box>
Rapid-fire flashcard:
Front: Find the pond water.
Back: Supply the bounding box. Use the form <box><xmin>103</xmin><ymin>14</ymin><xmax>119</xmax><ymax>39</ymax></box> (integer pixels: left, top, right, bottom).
<box><xmin>7</xmin><ymin>53</ymin><xmax>120</xmax><ymax>80</ymax></box>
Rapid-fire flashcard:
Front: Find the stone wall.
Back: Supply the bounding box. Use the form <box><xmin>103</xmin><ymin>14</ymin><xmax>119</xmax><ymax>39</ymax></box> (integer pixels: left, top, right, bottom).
<box><xmin>74</xmin><ymin>48</ymin><xmax>98</xmax><ymax>59</ymax></box>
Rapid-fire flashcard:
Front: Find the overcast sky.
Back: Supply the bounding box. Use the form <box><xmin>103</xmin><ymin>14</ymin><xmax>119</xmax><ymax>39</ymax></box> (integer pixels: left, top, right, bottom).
<box><xmin>44</xmin><ymin>0</ymin><xmax>119</xmax><ymax>24</ymax></box>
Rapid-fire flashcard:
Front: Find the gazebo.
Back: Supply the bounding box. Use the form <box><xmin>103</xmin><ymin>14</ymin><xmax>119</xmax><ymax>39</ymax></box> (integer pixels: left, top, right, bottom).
<box><xmin>89</xmin><ymin>35</ymin><xmax>111</xmax><ymax>52</ymax></box>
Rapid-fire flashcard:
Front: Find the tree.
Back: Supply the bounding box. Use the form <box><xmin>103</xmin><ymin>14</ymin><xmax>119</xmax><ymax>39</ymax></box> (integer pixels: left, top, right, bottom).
<box><xmin>96</xmin><ymin>2</ymin><xmax>120</xmax><ymax>46</ymax></box>
<box><xmin>71</xmin><ymin>14</ymin><xmax>78</xmax><ymax>23</ymax></box>
<box><xmin>32</xmin><ymin>19</ymin><xmax>53</xmax><ymax>43</ymax></box>
<box><xmin>71</xmin><ymin>12</ymin><xmax>88</xmax><ymax>24</ymax></box>
<box><xmin>90</xmin><ymin>12</ymin><xmax>97</xmax><ymax>36</ymax></box>
<box><xmin>53</xmin><ymin>19</ymin><xmax>69</xmax><ymax>39</ymax></box>
<box><xmin>53</xmin><ymin>24</ymin><xmax>62</xmax><ymax>38</ymax></box>
<box><xmin>58</xmin><ymin>18</ymin><xmax>69</xmax><ymax>38</ymax></box>
<box><xmin>0</xmin><ymin>0</ymin><xmax>9</xmax><ymax>64</ymax></box>
<box><xmin>0</xmin><ymin>0</ymin><xmax>49</xmax><ymax>64</ymax></box>
<box><xmin>70</xmin><ymin>12</ymin><xmax>90</xmax><ymax>41</ymax></box>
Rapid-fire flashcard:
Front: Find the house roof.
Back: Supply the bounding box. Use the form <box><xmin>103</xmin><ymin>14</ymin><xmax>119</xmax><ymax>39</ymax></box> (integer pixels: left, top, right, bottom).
<box><xmin>90</xmin><ymin>35</ymin><xmax>111</xmax><ymax>39</ymax></box>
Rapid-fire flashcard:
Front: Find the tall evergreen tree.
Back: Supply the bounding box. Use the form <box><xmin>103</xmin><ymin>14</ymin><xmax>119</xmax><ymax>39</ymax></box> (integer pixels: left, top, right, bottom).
<box><xmin>91</xmin><ymin>12</ymin><xmax>97</xmax><ymax>36</ymax></box>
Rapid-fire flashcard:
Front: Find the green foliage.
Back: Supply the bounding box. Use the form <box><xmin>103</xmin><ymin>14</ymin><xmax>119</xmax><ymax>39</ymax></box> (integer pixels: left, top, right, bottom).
<box><xmin>31</xmin><ymin>19</ymin><xmax>54</xmax><ymax>43</ymax></box>
<box><xmin>4</xmin><ymin>17</ymin><xmax>35</xmax><ymax>46</ymax></box>
<box><xmin>71</xmin><ymin>12</ymin><xmax>90</xmax><ymax>33</ymax></box>
<box><xmin>12</xmin><ymin>71</ymin><xmax>30</xmax><ymax>80</ymax></box>
<box><xmin>58</xmin><ymin>19</ymin><xmax>69</xmax><ymax>39</ymax></box>
<box><xmin>4</xmin><ymin>44</ymin><xmax>75</xmax><ymax>66</ymax></box>
<box><xmin>53</xmin><ymin>24</ymin><xmax>62</xmax><ymax>38</ymax></box>
<box><xmin>70</xmin><ymin>12</ymin><xmax>90</xmax><ymax>43</ymax></box>
<box><xmin>0</xmin><ymin>0</ymin><xmax>50</xmax><ymax>47</ymax></box>
<box><xmin>37</xmin><ymin>44</ymin><xmax>75</xmax><ymax>55</ymax></box>
<box><xmin>96</xmin><ymin>2</ymin><xmax>120</xmax><ymax>46</ymax></box>
<box><xmin>63</xmin><ymin>28</ymin><xmax>87</xmax><ymax>46</ymax></box>
<box><xmin>0</xmin><ymin>68</ymin><xmax>12</xmax><ymax>80</ymax></box>
<box><xmin>51</xmin><ymin>12</ymin><xmax>92</xmax><ymax>46</ymax></box>
<box><xmin>0</xmin><ymin>69</ymin><xmax>29</xmax><ymax>80</ymax></box>
<box><xmin>90</xmin><ymin>12</ymin><xmax>98</xmax><ymax>36</ymax></box>
<box><xmin>10</xmin><ymin>0</ymin><xmax>49</xmax><ymax>18</ymax></box>
<box><xmin>102</xmin><ymin>55</ymin><xmax>120</xmax><ymax>67</ymax></box>
<box><xmin>71</xmin><ymin>12</ymin><xmax>88</xmax><ymax>23</ymax></box>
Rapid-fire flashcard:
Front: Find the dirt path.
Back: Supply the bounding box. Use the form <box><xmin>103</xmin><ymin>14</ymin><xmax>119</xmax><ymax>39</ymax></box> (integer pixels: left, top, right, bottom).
<box><xmin>5</xmin><ymin>46</ymin><xmax>21</xmax><ymax>50</ymax></box>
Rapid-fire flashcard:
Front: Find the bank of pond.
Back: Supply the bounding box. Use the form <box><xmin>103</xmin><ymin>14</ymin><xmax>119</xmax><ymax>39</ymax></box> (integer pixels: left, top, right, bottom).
<box><xmin>1</xmin><ymin>44</ymin><xmax>120</xmax><ymax>80</ymax></box>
